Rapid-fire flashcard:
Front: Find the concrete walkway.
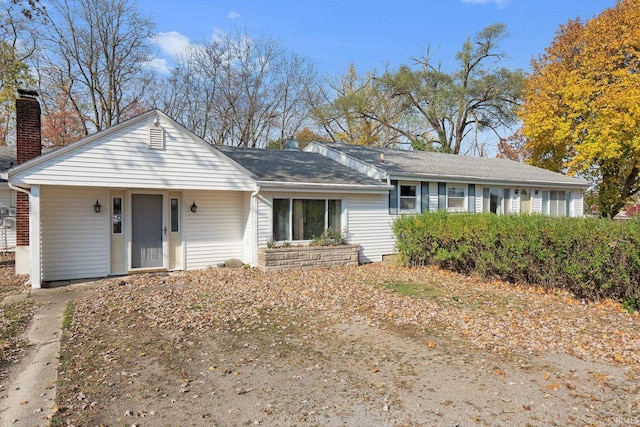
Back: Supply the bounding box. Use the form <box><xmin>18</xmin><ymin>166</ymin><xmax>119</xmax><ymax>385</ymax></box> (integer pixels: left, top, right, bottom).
<box><xmin>0</xmin><ymin>281</ymin><xmax>102</xmax><ymax>427</ymax></box>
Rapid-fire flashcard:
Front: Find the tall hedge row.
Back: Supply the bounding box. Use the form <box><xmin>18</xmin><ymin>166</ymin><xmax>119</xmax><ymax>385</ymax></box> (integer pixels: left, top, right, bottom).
<box><xmin>393</xmin><ymin>212</ymin><xmax>640</xmax><ymax>301</ymax></box>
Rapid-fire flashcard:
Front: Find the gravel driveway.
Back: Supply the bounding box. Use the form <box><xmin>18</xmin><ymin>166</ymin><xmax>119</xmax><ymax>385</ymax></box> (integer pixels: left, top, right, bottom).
<box><xmin>45</xmin><ymin>265</ymin><xmax>640</xmax><ymax>426</ymax></box>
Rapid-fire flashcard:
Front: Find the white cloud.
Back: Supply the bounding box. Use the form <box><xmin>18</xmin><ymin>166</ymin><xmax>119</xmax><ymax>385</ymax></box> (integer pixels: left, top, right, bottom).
<box><xmin>228</xmin><ymin>10</ymin><xmax>240</xmax><ymax>19</ymax></box>
<box><xmin>462</xmin><ymin>0</ymin><xmax>510</xmax><ymax>8</ymax></box>
<box><xmin>147</xmin><ymin>57</ymin><xmax>171</xmax><ymax>74</ymax></box>
<box><xmin>151</xmin><ymin>31</ymin><xmax>191</xmax><ymax>58</ymax></box>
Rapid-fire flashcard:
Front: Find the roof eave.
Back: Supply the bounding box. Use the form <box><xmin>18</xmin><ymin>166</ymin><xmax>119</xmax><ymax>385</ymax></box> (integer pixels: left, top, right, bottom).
<box><xmin>256</xmin><ymin>180</ymin><xmax>391</xmax><ymax>194</ymax></box>
<box><xmin>389</xmin><ymin>173</ymin><xmax>589</xmax><ymax>189</ymax></box>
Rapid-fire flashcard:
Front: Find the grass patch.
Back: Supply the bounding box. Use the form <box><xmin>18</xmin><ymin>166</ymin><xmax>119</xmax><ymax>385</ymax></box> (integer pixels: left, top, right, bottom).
<box><xmin>62</xmin><ymin>301</ymin><xmax>75</xmax><ymax>331</ymax></box>
<box><xmin>0</xmin><ymin>300</ymin><xmax>35</xmax><ymax>375</ymax></box>
<box><xmin>383</xmin><ymin>280</ymin><xmax>442</xmax><ymax>299</ymax></box>
<box><xmin>0</xmin><ymin>302</ymin><xmax>27</xmax><ymax>342</ymax></box>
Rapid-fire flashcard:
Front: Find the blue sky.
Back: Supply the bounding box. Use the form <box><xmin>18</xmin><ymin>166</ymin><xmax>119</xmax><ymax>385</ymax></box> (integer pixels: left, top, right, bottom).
<box><xmin>142</xmin><ymin>0</ymin><xmax>617</xmax><ymax>77</ymax></box>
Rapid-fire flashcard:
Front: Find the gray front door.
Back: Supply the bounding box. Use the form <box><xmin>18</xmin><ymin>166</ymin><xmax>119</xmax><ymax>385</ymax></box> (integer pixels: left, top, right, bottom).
<box><xmin>132</xmin><ymin>194</ymin><xmax>163</xmax><ymax>269</ymax></box>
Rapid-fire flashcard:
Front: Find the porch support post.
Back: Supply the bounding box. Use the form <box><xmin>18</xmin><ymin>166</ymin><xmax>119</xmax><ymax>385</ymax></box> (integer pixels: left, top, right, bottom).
<box><xmin>29</xmin><ymin>184</ymin><xmax>41</xmax><ymax>288</ymax></box>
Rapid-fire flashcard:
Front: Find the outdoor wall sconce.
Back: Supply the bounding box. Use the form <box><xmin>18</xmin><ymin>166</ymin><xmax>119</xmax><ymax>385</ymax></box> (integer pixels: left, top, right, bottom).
<box><xmin>190</xmin><ymin>201</ymin><xmax>198</xmax><ymax>213</ymax></box>
<box><xmin>93</xmin><ymin>200</ymin><xmax>102</xmax><ymax>213</ymax></box>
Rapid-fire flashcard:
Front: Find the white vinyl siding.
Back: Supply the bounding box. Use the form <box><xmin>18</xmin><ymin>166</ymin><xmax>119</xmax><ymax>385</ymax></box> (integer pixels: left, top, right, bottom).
<box><xmin>240</xmin><ymin>192</ymin><xmax>253</xmax><ymax>265</ymax></box>
<box><xmin>256</xmin><ymin>195</ymin><xmax>272</xmax><ymax>249</ymax></box>
<box><xmin>40</xmin><ymin>186</ymin><xmax>109</xmax><ymax>281</ymax></box>
<box><xmin>511</xmin><ymin>190</ymin><xmax>520</xmax><ymax>214</ymax></box>
<box><xmin>428</xmin><ymin>182</ymin><xmax>439</xmax><ymax>211</ymax></box>
<box><xmin>475</xmin><ymin>185</ymin><xmax>484</xmax><ymax>213</ymax></box>
<box><xmin>183</xmin><ymin>190</ymin><xmax>244</xmax><ymax>269</ymax></box>
<box><xmin>12</xmin><ymin>115</ymin><xmax>255</xmax><ymax>191</ymax></box>
<box><xmin>531</xmin><ymin>189</ymin><xmax>542</xmax><ymax>213</ymax></box>
<box><xmin>348</xmin><ymin>194</ymin><xmax>395</xmax><ymax>262</ymax></box>
<box><xmin>571</xmin><ymin>191</ymin><xmax>584</xmax><ymax>217</ymax></box>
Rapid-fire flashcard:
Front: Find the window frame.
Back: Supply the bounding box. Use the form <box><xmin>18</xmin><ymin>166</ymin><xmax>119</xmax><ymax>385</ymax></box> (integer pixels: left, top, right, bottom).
<box><xmin>398</xmin><ymin>181</ymin><xmax>420</xmax><ymax>214</ymax></box>
<box><xmin>446</xmin><ymin>185</ymin><xmax>467</xmax><ymax>212</ymax></box>
<box><xmin>272</xmin><ymin>197</ymin><xmax>343</xmax><ymax>242</ymax></box>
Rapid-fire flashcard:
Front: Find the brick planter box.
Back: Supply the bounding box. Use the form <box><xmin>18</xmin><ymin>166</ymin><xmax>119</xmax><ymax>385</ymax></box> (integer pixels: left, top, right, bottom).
<box><xmin>257</xmin><ymin>244</ymin><xmax>360</xmax><ymax>272</ymax></box>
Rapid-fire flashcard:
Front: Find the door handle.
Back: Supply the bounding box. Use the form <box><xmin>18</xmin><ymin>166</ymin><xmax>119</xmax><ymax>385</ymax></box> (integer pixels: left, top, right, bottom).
<box><xmin>164</xmin><ymin>226</ymin><xmax>167</xmax><ymax>236</ymax></box>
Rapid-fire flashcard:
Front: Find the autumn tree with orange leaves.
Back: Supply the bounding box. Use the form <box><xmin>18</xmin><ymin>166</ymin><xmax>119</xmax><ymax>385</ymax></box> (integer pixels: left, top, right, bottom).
<box><xmin>520</xmin><ymin>0</ymin><xmax>640</xmax><ymax>218</ymax></box>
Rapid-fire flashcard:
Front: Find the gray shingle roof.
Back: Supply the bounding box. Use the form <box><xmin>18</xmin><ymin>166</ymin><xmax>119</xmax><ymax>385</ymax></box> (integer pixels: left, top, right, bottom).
<box><xmin>0</xmin><ymin>145</ymin><xmax>16</xmax><ymax>172</ymax></box>
<box><xmin>215</xmin><ymin>145</ymin><xmax>387</xmax><ymax>187</ymax></box>
<box><xmin>322</xmin><ymin>143</ymin><xmax>589</xmax><ymax>188</ymax></box>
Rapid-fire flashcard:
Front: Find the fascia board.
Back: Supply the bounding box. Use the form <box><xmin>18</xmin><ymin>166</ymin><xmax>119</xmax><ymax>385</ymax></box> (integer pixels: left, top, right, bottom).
<box><xmin>257</xmin><ymin>180</ymin><xmax>391</xmax><ymax>194</ymax></box>
<box><xmin>389</xmin><ymin>173</ymin><xmax>590</xmax><ymax>189</ymax></box>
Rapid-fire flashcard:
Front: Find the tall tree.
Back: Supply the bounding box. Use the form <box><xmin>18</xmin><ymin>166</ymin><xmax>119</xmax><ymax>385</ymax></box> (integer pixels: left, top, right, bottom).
<box><xmin>0</xmin><ymin>0</ymin><xmax>41</xmax><ymax>144</ymax></box>
<box><xmin>520</xmin><ymin>0</ymin><xmax>640</xmax><ymax>218</ymax></box>
<box><xmin>496</xmin><ymin>131</ymin><xmax>529</xmax><ymax>162</ymax></box>
<box><xmin>313</xmin><ymin>64</ymin><xmax>413</xmax><ymax>147</ymax></box>
<box><xmin>377</xmin><ymin>24</ymin><xmax>524</xmax><ymax>154</ymax></box>
<box><xmin>153</xmin><ymin>30</ymin><xmax>318</xmax><ymax>147</ymax></box>
<box><xmin>38</xmin><ymin>0</ymin><xmax>154</xmax><ymax>134</ymax></box>
<box><xmin>40</xmin><ymin>93</ymin><xmax>85</xmax><ymax>148</ymax></box>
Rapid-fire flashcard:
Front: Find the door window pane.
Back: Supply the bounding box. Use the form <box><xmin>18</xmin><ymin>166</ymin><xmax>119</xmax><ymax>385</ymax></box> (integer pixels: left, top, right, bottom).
<box><xmin>170</xmin><ymin>198</ymin><xmax>179</xmax><ymax>232</ymax></box>
<box><xmin>112</xmin><ymin>197</ymin><xmax>122</xmax><ymax>234</ymax></box>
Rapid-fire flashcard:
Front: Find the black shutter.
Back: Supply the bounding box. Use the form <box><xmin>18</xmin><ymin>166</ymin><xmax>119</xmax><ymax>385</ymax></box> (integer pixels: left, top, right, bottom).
<box><xmin>389</xmin><ymin>180</ymin><xmax>398</xmax><ymax>214</ymax></box>
<box><xmin>438</xmin><ymin>182</ymin><xmax>446</xmax><ymax>210</ymax></box>
<box><xmin>421</xmin><ymin>182</ymin><xmax>429</xmax><ymax>212</ymax></box>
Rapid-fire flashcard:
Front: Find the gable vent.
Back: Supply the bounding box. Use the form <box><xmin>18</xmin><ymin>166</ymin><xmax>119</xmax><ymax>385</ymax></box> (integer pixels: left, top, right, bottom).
<box><xmin>149</xmin><ymin>126</ymin><xmax>164</xmax><ymax>149</ymax></box>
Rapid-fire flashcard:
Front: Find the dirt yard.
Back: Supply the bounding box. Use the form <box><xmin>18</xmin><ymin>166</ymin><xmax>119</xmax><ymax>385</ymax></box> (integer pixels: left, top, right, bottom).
<box><xmin>0</xmin><ymin>254</ymin><xmax>34</xmax><ymax>383</ymax></box>
<box><xmin>44</xmin><ymin>265</ymin><xmax>640</xmax><ymax>426</ymax></box>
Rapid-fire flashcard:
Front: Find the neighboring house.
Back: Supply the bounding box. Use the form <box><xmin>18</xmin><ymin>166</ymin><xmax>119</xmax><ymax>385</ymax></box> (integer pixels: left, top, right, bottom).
<box><xmin>5</xmin><ymin>95</ymin><xmax>589</xmax><ymax>288</ymax></box>
<box><xmin>0</xmin><ymin>146</ymin><xmax>17</xmax><ymax>252</ymax></box>
<box><xmin>305</xmin><ymin>142</ymin><xmax>588</xmax><ymax>217</ymax></box>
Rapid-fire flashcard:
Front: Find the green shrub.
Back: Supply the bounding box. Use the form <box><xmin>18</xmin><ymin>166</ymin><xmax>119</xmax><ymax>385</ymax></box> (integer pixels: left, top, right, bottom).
<box><xmin>310</xmin><ymin>228</ymin><xmax>347</xmax><ymax>246</ymax></box>
<box><xmin>393</xmin><ymin>212</ymin><xmax>640</xmax><ymax>302</ymax></box>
